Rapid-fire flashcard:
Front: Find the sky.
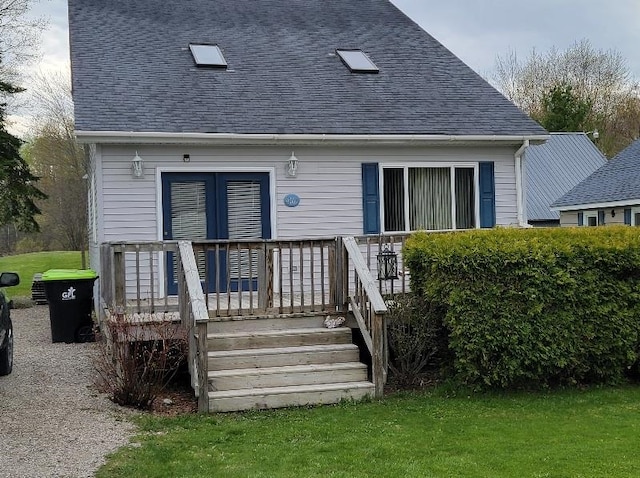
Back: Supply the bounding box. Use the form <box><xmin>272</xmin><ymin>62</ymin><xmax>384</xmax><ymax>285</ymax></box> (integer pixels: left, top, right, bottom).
<box><xmin>10</xmin><ymin>0</ymin><xmax>640</xmax><ymax>135</ymax></box>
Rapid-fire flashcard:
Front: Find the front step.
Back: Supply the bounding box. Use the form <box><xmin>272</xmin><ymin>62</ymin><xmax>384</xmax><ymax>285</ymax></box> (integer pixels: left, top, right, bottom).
<box><xmin>209</xmin><ymin>381</ymin><xmax>374</xmax><ymax>412</ymax></box>
<box><xmin>203</xmin><ymin>314</ymin><xmax>374</xmax><ymax>412</ymax></box>
<box><xmin>208</xmin><ymin>343</ymin><xmax>360</xmax><ymax>370</ymax></box>
<box><xmin>209</xmin><ymin>362</ymin><xmax>367</xmax><ymax>390</ymax></box>
<box><xmin>208</xmin><ymin>327</ymin><xmax>352</xmax><ymax>351</ymax></box>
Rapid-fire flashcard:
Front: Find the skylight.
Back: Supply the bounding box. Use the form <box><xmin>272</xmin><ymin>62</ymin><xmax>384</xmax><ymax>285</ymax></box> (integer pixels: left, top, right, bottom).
<box><xmin>189</xmin><ymin>44</ymin><xmax>227</xmax><ymax>68</ymax></box>
<box><xmin>336</xmin><ymin>49</ymin><xmax>379</xmax><ymax>73</ymax></box>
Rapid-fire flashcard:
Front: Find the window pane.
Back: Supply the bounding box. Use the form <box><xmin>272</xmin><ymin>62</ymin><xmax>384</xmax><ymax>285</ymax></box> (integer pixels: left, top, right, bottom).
<box><xmin>634</xmin><ymin>212</ymin><xmax>640</xmax><ymax>226</ymax></box>
<box><xmin>336</xmin><ymin>49</ymin><xmax>379</xmax><ymax>73</ymax></box>
<box><xmin>189</xmin><ymin>44</ymin><xmax>227</xmax><ymax>67</ymax></box>
<box><xmin>383</xmin><ymin>168</ymin><xmax>405</xmax><ymax>231</ymax></box>
<box><xmin>227</xmin><ymin>181</ymin><xmax>262</xmax><ymax>279</ymax></box>
<box><xmin>409</xmin><ymin>168</ymin><xmax>452</xmax><ymax>230</ymax></box>
<box><xmin>587</xmin><ymin>216</ymin><xmax>597</xmax><ymax>227</ymax></box>
<box><xmin>455</xmin><ymin>168</ymin><xmax>475</xmax><ymax>229</ymax></box>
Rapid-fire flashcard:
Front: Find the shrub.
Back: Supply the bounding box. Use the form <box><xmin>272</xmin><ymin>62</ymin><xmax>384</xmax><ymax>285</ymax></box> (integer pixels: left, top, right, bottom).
<box><xmin>404</xmin><ymin>226</ymin><xmax>640</xmax><ymax>390</ymax></box>
<box><xmin>94</xmin><ymin>311</ymin><xmax>188</xmax><ymax>409</ymax></box>
<box><xmin>386</xmin><ymin>293</ymin><xmax>450</xmax><ymax>388</ymax></box>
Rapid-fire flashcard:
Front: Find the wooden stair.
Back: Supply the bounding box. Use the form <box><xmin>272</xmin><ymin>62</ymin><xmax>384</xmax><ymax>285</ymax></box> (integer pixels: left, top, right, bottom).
<box><xmin>206</xmin><ymin>315</ymin><xmax>374</xmax><ymax>412</ymax></box>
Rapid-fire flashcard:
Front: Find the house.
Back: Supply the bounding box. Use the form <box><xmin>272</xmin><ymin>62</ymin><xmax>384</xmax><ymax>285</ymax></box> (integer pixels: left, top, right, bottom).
<box><xmin>552</xmin><ymin>138</ymin><xmax>640</xmax><ymax>227</ymax></box>
<box><xmin>525</xmin><ymin>133</ymin><xmax>606</xmax><ymax>227</ymax></box>
<box><xmin>68</xmin><ymin>0</ymin><xmax>547</xmax><ymax>411</ymax></box>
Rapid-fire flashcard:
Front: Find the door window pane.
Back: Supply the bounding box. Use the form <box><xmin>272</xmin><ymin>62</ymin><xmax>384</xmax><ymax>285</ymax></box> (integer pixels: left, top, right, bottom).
<box><xmin>409</xmin><ymin>167</ymin><xmax>452</xmax><ymax>230</ymax></box>
<box><xmin>587</xmin><ymin>216</ymin><xmax>597</xmax><ymax>227</ymax></box>
<box><xmin>170</xmin><ymin>181</ymin><xmax>207</xmax><ymax>279</ymax></box>
<box><xmin>227</xmin><ymin>180</ymin><xmax>262</xmax><ymax>279</ymax></box>
<box><xmin>455</xmin><ymin>168</ymin><xmax>475</xmax><ymax>229</ymax></box>
<box><xmin>383</xmin><ymin>168</ymin><xmax>405</xmax><ymax>231</ymax></box>
<box><xmin>634</xmin><ymin>212</ymin><xmax>640</xmax><ymax>226</ymax></box>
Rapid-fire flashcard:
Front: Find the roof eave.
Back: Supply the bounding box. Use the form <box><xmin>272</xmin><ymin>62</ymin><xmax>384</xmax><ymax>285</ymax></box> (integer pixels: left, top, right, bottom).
<box><xmin>551</xmin><ymin>198</ymin><xmax>640</xmax><ymax>212</ymax></box>
<box><xmin>74</xmin><ymin>131</ymin><xmax>550</xmax><ymax>146</ymax></box>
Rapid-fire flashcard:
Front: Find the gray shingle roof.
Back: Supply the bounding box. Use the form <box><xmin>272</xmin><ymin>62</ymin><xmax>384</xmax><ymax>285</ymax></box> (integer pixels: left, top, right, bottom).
<box><xmin>552</xmin><ymin>138</ymin><xmax>640</xmax><ymax>209</ymax></box>
<box><xmin>525</xmin><ymin>133</ymin><xmax>606</xmax><ymax>220</ymax></box>
<box><xmin>68</xmin><ymin>0</ymin><xmax>547</xmax><ymax>136</ymax></box>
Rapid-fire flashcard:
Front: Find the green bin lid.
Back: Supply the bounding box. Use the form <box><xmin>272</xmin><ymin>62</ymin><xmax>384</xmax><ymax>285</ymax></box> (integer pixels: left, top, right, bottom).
<box><xmin>41</xmin><ymin>269</ymin><xmax>98</xmax><ymax>281</ymax></box>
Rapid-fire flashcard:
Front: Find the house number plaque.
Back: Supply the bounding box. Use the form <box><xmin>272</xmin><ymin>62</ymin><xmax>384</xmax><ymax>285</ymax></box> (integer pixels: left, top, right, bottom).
<box><xmin>284</xmin><ymin>194</ymin><xmax>300</xmax><ymax>207</ymax></box>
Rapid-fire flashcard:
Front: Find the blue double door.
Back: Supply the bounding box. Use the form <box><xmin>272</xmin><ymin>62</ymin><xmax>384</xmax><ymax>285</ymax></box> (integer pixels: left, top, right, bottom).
<box><xmin>162</xmin><ymin>172</ymin><xmax>271</xmax><ymax>295</ymax></box>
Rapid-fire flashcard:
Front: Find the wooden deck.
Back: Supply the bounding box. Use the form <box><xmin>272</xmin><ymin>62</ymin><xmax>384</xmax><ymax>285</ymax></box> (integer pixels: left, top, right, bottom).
<box><xmin>99</xmin><ymin>235</ymin><xmax>400</xmax><ymax>411</ymax></box>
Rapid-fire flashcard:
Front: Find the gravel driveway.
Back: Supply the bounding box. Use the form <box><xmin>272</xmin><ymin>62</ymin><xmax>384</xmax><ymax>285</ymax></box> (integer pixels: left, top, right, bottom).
<box><xmin>0</xmin><ymin>305</ymin><xmax>135</xmax><ymax>478</ymax></box>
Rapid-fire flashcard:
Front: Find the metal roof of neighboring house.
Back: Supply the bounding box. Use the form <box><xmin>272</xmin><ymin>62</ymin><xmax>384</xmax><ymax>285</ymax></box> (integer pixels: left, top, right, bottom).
<box><xmin>67</xmin><ymin>0</ymin><xmax>547</xmax><ymax>136</ymax></box>
<box><xmin>525</xmin><ymin>133</ymin><xmax>606</xmax><ymax>221</ymax></box>
<box><xmin>552</xmin><ymin>138</ymin><xmax>640</xmax><ymax>209</ymax></box>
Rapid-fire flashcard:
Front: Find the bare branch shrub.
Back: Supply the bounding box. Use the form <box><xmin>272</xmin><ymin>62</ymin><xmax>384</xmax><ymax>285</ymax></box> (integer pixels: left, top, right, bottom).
<box><xmin>94</xmin><ymin>311</ymin><xmax>188</xmax><ymax>410</ymax></box>
<box><xmin>386</xmin><ymin>293</ymin><xmax>449</xmax><ymax>389</ymax></box>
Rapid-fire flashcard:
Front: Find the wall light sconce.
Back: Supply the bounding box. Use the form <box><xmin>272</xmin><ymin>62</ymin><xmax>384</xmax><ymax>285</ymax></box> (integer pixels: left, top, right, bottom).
<box><xmin>131</xmin><ymin>151</ymin><xmax>144</xmax><ymax>178</ymax></box>
<box><xmin>611</xmin><ymin>209</ymin><xmax>616</xmax><ymax>218</ymax></box>
<box><xmin>286</xmin><ymin>152</ymin><xmax>299</xmax><ymax>178</ymax></box>
<box><xmin>183</xmin><ymin>154</ymin><xmax>190</xmax><ymax>162</ymax></box>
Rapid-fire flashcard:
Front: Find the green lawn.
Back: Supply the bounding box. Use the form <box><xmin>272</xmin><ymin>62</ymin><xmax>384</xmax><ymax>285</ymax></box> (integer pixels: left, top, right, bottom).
<box><xmin>97</xmin><ymin>386</ymin><xmax>640</xmax><ymax>477</ymax></box>
<box><xmin>0</xmin><ymin>251</ymin><xmax>84</xmax><ymax>297</ymax></box>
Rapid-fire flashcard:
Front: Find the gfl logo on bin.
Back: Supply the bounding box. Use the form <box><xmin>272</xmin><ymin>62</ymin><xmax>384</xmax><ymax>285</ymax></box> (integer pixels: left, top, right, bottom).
<box><xmin>62</xmin><ymin>286</ymin><xmax>76</xmax><ymax>301</ymax></box>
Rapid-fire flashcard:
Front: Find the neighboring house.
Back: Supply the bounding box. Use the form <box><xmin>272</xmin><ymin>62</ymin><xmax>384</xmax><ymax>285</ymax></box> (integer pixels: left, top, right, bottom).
<box><xmin>552</xmin><ymin>138</ymin><xmax>640</xmax><ymax>227</ymax></box>
<box><xmin>525</xmin><ymin>133</ymin><xmax>606</xmax><ymax>227</ymax></box>
<box><xmin>68</xmin><ymin>0</ymin><xmax>547</xmax><ymax>289</ymax></box>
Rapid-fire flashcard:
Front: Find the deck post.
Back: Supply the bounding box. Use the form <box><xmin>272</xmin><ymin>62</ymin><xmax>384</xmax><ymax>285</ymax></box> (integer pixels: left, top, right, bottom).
<box><xmin>332</xmin><ymin>237</ymin><xmax>342</xmax><ymax>312</ymax></box>
<box><xmin>257</xmin><ymin>245</ymin><xmax>268</xmax><ymax>310</ymax></box>
<box><xmin>197</xmin><ymin>321</ymin><xmax>209</xmax><ymax>412</ymax></box>
<box><xmin>100</xmin><ymin>243</ymin><xmax>113</xmax><ymax>312</ymax></box>
<box><xmin>372</xmin><ymin>311</ymin><xmax>384</xmax><ymax>398</ymax></box>
<box><xmin>113</xmin><ymin>244</ymin><xmax>126</xmax><ymax>311</ymax></box>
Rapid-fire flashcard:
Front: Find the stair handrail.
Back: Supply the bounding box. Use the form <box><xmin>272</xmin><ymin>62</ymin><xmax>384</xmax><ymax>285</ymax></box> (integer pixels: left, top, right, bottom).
<box><xmin>177</xmin><ymin>240</ymin><xmax>210</xmax><ymax>412</ymax></box>
<box><xmin>342</xmin><ymin>236</ymin><xmax>387</xmax><ymax>397</ymax></box>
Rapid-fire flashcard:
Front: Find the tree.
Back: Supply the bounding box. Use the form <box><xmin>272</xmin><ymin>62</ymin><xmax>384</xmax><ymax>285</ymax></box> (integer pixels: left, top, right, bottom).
<box><xmin>0</xmin><ymin>0</ymin><xmax>45</xmax><ymax>75</ymax></box>
<box><xmin>536</xmin><ymin>84</ymin><xmax>592</xmax><ymax>133</ymax></box>
<box><xmin>493</xmin><ymin>39</ymin><xmax>639</xmax><ymax>157</ymax></box>
<box><xmin>23</xmin><ymin>70</ymin><xmax>87</xmax><ymax>250</ymax></box>
<box><xmin>0</xmin><ymin>70</ymin><xmax>46</xmax><ymax>232</ymax></box>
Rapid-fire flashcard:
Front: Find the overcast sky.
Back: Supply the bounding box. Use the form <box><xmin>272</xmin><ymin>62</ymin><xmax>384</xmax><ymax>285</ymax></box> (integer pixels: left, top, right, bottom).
<box><xmin>11</xmin><ymin>0</ymin><xmax>640</xmax><ymax>134</ymax></box>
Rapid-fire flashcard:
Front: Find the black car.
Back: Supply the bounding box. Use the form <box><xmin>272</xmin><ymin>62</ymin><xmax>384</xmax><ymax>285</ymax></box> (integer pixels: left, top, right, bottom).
<box><xmin>0</xmin><ymin>272</ymin><xmax>20</xmax><ymax>376</ymax></box>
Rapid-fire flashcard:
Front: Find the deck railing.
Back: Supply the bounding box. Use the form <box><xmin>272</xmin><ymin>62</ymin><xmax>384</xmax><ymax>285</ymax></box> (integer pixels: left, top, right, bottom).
<box><xmin>341</xmin><ymin>237</ymin><xmax>387</xmax><ymax>397</ymax></box>
<box><xmin>100</xmin><ymin>235</ymin><xmax>400</xmax><ymax>400</ymax></box>
<box><xmin>100</xmin><ymin>241</ymin><xmax>179</xmax><ymax>316</ymax></box>
<box><xmin>353</xmin><ymin>234</ymin><xmax>411</xmax><ymax>296</ymax></box>
<box><xmin>176</xmin><ymin>241</ymin><xmax>210</xmax><ymax>412</ymax></box>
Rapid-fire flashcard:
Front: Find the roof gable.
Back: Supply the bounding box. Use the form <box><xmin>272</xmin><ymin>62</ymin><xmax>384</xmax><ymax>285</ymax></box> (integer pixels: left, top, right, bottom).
<box><xmin>552</xmin><ymin>138</ymin><xmax>640</xmax><ymax>209</ymax></box>
<box><xmin>525</xmin><ymin>133</ymin><xmax>606</xmax><ymax>220</ymax></box>
<box><xmin>68</xmin><ymin>0</ymin><xmax>546</xmax><ymax>136</ymax></box>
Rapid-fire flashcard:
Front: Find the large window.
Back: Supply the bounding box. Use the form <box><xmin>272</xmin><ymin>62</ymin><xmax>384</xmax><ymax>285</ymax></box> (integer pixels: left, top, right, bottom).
<box><xmin>382</xmin><ymin>165</ymin><xmax>478</xmax><ymax>232</ymax></box>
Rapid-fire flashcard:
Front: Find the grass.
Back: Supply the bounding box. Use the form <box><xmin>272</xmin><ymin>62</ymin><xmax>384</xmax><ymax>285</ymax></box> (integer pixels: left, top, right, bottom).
<box><xmin>0</xmin><ymin>251</ymin><xmax>84</xmax><ymax>297</ymax></box>
<box><xmin>97</xmin><ymin>386</ymin><xmax>640</xmax><ymax>477</ymax></box>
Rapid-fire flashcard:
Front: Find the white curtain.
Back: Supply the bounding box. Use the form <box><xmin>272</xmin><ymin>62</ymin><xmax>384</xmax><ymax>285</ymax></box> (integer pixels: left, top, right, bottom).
<box><xmin>409</xmin><ymin>168</ymin><xmax>452</xmax><ymax>230</ymax></box>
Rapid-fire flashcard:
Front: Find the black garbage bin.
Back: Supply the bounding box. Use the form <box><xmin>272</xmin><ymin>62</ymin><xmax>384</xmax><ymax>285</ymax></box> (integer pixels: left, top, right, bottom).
<box><xmin>41</xmin><ymin>269</ymin><xmax>98</xmax><ymax>343</ymax></box>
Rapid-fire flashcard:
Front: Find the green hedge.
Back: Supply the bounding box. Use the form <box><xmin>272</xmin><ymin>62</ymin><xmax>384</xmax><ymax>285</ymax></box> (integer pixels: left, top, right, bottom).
<box><xmin>404</xmin><ymin>227</ymin><xmax>640</xmax><ymax>389</ymax></box>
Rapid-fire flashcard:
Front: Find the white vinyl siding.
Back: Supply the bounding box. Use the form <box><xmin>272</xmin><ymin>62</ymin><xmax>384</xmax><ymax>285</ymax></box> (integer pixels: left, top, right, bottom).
<box><xmin>91</xmin><ymin>144</ymin><xmax>520</xmax><ymax>297</ymax></box>
<box><xmin>97</xmin><ymin>144</ymin><xmax>518</xmax><ymax>244</ymax></box>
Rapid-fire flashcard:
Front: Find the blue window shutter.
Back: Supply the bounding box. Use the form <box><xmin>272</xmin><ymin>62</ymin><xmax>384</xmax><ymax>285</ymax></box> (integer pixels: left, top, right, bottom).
<box><xmin>598</xmin><ymin>210</ymin><xmax>605</xmax><ymax>225</ymax></box>
<box><xmin>362</xmin><ymin>163</ymin><xmax>380</xmax><ymax>234</ymax></box>
<box><xmin>479</xmin><ymin>162</ymin><xmax>496</xmax><ymax>228</ymax></box>
<box><xmin>578</xmin><ymin>212</ymin><xmax>584</xmax><ymax>226</ymax></box>
<box><xmin>624</xmin><ymin>208</ymin><xmax>632</xmax><ymax>225</ymax></box>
